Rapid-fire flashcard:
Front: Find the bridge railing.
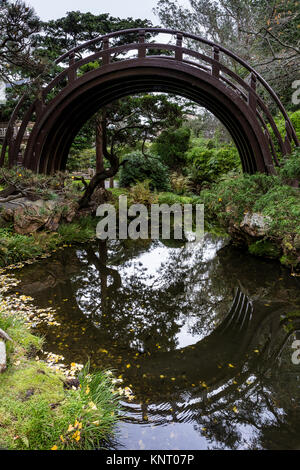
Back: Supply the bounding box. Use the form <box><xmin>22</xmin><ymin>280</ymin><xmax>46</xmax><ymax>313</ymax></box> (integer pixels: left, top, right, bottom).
<box><xmin>1</xmin><ymin>28</ymin><xmax>298</xmax><ymax>169</ymax></box>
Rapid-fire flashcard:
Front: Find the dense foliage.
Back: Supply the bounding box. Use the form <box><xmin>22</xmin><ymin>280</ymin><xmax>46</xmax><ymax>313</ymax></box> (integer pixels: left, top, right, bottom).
<box><xmin>201</xmin><ymin>148</ymin><xmax>300</xmax><ymax>238</ymax></box>
<box><xmin>154</xmin><ymin>0</ymin><xmax>300</xmax><ymax>111</ymax></box>
<box><xmin>154</xmin><ymin>127</ymin><xmax>191</xmax><ymax>170</ymax></box>
<box><xmin>268</xmin><ymin>110</ymin><xmax>300</xmax><ymax>155</ymax></box>
<box><xmin>186</xmin><ymin>142</ymin><xmax>240</xmax><ymax>186</ymax></box>
<box><xmin>0</xmin><ymin>0</ymin><xmax>43</xmax><ymax>84</ymax></box>
<box><xmin>119</xmin><ymin>151</ymin><xmax>171</xmax><ymax>191</ymax></box>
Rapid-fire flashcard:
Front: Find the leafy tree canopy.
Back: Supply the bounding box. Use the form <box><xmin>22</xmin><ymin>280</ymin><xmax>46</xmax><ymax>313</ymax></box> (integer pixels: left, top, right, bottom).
<box><xmin>0</xmin><ymin>0</ymin><xmax>44</xmax><ymax>83</ymax></box>
<box><xmin>35</xmin><ymin>11</ymin><xmax>153</xmax><ymax>61</ymax></box>
<box><xmin>154</xmin><ymin>0</ymin><xmax>300</xmax><ymax>109</ymax></box>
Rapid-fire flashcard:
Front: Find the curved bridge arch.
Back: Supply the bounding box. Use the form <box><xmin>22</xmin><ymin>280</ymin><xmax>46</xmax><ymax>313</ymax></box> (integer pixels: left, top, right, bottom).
<box><xmin>1</xmin><ymin>28</ymin><xmax>299</xmax><ymax>174</ymax></box>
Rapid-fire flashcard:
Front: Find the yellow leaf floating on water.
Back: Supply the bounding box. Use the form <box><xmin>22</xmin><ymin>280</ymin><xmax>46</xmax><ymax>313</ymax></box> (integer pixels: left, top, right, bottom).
<box><xmin>228</xmin><ymin>363</ymin><xmax>235</xmax><ymax>368</ymax></box>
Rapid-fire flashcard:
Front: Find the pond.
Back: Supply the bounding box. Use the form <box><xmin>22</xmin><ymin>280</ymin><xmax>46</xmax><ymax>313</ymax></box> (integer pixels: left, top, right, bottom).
<box><xmin>11</xmin><ymin>233</ymin><xmax>300</xmax><ymax>450</ymax></box>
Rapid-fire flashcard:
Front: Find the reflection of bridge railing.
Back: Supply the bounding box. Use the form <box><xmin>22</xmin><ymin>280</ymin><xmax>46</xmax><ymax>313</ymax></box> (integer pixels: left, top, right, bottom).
<box><xmin>121</xmin><ymin>297</ymin><xmax>300</xmax><ymax>430</ymax></box>
<box><xmin>217</xmin><ymin>287</ymin><xmax>253</xmax><ymax>334</ymax></box>
<box><xmin>1</xmin><ymin>28</ymin><xmax>299</xmax><ymax>170</ymax></box>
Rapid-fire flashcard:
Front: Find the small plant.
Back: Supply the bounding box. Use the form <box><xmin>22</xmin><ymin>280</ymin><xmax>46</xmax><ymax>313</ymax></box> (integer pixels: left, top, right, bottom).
<box><xmin>170</xmin><ymin>172</ymin><xmax>191</xmax><ymax>195</ymax></box>
<box><xmin>129</xmin><ymin>180</ymin><xmax>158</xmax><ymax>206</ymax></box>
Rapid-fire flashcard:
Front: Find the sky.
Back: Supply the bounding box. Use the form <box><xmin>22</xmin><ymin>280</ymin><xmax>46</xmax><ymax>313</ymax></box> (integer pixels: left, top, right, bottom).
<box><xmin>25</xmin><ymin>0</ymin><xmax>191</xmax><ymax>22</ymax></box>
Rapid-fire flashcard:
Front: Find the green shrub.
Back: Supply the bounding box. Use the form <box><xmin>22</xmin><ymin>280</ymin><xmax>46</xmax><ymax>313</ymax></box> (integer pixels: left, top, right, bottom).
<box><xmin>189</xmin><ymin>137</ymin><xmax>208</xmax><ymax>149</ymax></box>
<box><xmin>128</xmin><ymin>180</ymin><xmax>158</xmax><ymax>206</ymax></box>
<box><xmin>119</xmin><ymin>151</ymin><xmax>170</xmax><ymax>191</ymax></box>
<box><xmin>186</xmin><ymin>145</ymin><xmax>240</xmax><ymax>186</ymax></box>
<box><xmin>58</xmin><ymin>216</ymin><xmax>97</xmax><ymax>244</ymax></box>
<box><xmin>67</xmin><ymin>148</ymin><xmax>96</xmax><ymax>172</ymax></box>
<box><xmin>200</xmin><ymin>171</ymin><xmax>300</xmax><ymax>237</ymax></box>
<box><xmin>268</xmin><ymin>110</ymin><xmax>300</xmax><ymax>157</ymax></box>
<box><xmin>154</xmin><ymin>127</ymin><xmax>191</xmax><ymax>170</ymax></box>
<box><xmin>157</xmin><ymin>192</ymin><xmax>196</xmax><ymax>205</ymax></box>
<box><xmin>279</xmin><ymin>148</ymin><xmax>300</xmax><ymax>181</ymax></box>
<box><xmin>170</xmin><ymin>172</ymin><xmax>191</xmax><ymax>195</ymax></box>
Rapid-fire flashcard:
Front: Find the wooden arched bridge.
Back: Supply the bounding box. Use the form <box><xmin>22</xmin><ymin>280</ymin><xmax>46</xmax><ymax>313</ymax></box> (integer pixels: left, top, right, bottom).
<box><xmin>1</xmin><ymin>28</ymin><xmax>299</xmax><ymax>174</ymax></box>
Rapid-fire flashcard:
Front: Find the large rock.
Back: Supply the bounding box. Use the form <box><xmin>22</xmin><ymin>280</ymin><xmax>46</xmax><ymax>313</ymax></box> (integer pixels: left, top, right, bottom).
<box><xmin>13</xmin><ymin>199</ymin><xmax>60</xmax><ymax>234</ymax></box>
<box><xmin>240</xmin><ymin>212</ymin><xmax>271</xmax><ymax>237</ymax></box>
<box><xmin>0</xmin><ymin>198</ymin><xmax>81</xmax><ymax>234</ymax></box>
<box><xmin>227</xmin><ymin>211</ymin><xmax>273</xmax><ymax>249</ymax></box>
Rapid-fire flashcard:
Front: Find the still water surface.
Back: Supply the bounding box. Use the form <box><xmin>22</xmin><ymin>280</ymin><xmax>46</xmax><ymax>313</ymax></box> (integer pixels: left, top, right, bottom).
<box><xmin>13</xmin><ymin>234</ymin><xmax>300</xmax><ymax>450</ymax></box>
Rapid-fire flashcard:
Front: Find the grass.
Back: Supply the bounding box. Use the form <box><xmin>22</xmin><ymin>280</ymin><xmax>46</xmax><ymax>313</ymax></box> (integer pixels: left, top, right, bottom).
<box><xmin>0</xmin><ymin>216</ymin><xmax>98</xmax><ymax>268</ymax></box>
<box><xmin>0</xmin><ymin>298</ymin><xmax>122</xmax><ymax>450</ymax></box>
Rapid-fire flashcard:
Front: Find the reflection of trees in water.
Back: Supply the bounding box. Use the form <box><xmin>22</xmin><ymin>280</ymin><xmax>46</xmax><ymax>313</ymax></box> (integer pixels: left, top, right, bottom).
<box><xmin>75</xmin><ymin>240</ymin><xmax>189</xmax><ymax>352</ymax></box>
<box><xmin>123</xmin><ymin>322</ymin><xmax>300</xmax><ymax>450</ymax></box>
<box><xmin>13</xmin><ymin>236</ymin><xmax>300</xmax><ymax>450</ymax></box>
<box><xmin>73</xmin><ymin>236</ymin><xmax>300</xmax><ymax>351</ymax></box>
<box><xmin>216</xmin><ymin>244</ymin><xmax>300</xmax><ymax>305</ymax></box>
<box><xmin>72</xmin><ymin>236</ymin><xmax>238</xmax><ymax>351</ymax></box>
<box><xmin>192</xmin><ymin>332</ymin><xmax>300</xmax><ymax>450</ymax></box>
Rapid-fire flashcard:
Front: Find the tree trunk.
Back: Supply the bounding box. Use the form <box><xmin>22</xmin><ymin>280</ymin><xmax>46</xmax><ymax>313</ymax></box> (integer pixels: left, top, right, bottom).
<box><xmin>77</xmin><ymin>109</ymin><xmax>127</xmax><ymax>209</ymax></box>
<box><xmin>77</xmin><ymin>163</ymin><xmax>119</xmax><ymax>209</ymax></box>
<box><xmin>95</xmin><ymin>114</ymin><xmax>105</xmax><ymax>189</ymax></box>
